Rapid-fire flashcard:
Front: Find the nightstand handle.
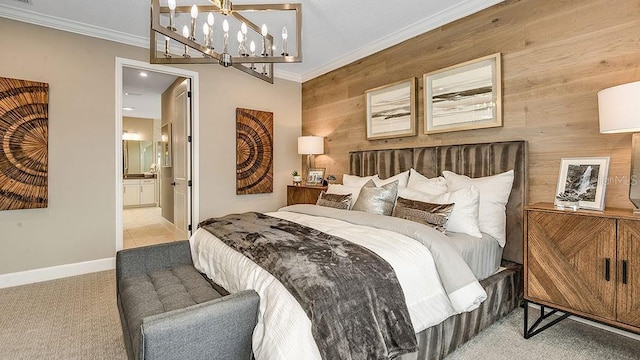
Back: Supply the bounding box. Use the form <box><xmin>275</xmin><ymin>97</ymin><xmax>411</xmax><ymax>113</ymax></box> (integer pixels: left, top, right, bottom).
<box><xmin>605</xmin><ymin>258</ymin><xmax>611</xmax><ymax>281</ymax></box>
<box><xmin>622</xmin><ymin>260</ymin><xmax>628</xmax><ymax>285</ymax></box>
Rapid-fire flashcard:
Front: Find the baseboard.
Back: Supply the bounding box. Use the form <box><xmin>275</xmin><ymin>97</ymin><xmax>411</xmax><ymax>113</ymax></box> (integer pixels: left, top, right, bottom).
<box><xmin>0</xmin><ymin>257</ymin><xmax>116</xmax><ymax>289</ymax></box>
<box><xmin>526</xmin><ymin>303</ymin><xmax>640</xmax><ymax>341</ymax></box>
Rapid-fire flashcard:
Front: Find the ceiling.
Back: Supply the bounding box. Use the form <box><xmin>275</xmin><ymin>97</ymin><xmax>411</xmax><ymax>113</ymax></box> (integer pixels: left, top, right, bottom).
<box><xmin>0</xmin><ymin>0</ymin><xmax>504</xmax><ymax>83</ymax></box>
<box><xmin>122</xmin><ymin>67</ymin><xmax>179</xmax><ymax>119</ymax></box>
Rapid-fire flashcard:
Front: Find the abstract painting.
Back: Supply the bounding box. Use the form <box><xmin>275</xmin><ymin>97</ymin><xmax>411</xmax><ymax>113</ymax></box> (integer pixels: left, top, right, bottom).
<box><xmin>236</xmin><ymin>108</ymin><xmax>273</xmax><ymax>194</ymax></box>
<box><xmin>365</xmin><ymin>78</ymin><xmax>416</xmax><ymax>140</ymax></box>
<box><xmin>424</xmin><ymin>53</ymin><xmax>502</xmax><ymax>134</ymax></box>
<box><xmin>0</xmin><ymin>77</ymin><xmax>49</xmax><ymax>210</ymax></box>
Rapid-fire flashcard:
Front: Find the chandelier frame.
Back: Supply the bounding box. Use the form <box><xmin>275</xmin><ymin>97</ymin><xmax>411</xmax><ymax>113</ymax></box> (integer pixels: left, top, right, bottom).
<box><xmin>150</xmin><ymin>0</ymin><xmax>302</xmax><ymax>83</ymax></box>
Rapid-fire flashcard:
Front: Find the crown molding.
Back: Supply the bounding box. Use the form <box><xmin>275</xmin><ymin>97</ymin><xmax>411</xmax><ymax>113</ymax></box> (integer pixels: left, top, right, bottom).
<box><xmin>0</xmin><ymin>4</ymin><xmax>148</xmax><ymax>48</ymax></box>
<box><xmin>300</xmin><ymin>0</ymin><xmax>505</xmax><ymax>82</ymax></box>
<box><xmin>1</xmin><ymin>0</ymin><xmax>504</xmax><ymax>84</ymax></box>
<box><xmin>273</xmin><ymin>68</ymin><xmax>302</xmax><ymax>83</ymax></box>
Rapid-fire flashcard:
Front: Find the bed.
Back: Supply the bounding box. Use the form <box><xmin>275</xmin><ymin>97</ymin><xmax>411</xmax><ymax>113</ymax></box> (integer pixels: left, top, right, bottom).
<box><xmin>190</xmin><ymin>140</ymin><xmax>526</xmax><ymax>360</ymax></box>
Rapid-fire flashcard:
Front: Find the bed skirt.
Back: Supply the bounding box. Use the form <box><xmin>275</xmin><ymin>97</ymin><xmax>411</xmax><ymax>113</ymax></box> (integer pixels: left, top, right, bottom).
<box><xmin>400</xmin><ymin>262</ymin><xmax>523</xmax><ymax>360</ymax></box>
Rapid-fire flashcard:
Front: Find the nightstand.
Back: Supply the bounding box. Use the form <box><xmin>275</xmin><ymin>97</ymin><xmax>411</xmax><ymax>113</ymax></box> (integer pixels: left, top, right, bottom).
<box><xmin>524</xmin><ymin>203</ymin><xmax>640</xmax><ymax>337</ymax></box>
<box><xmin>286</xmin><ymin>185</ymin><xmax>327</xmax><ymax>205</ymax></box>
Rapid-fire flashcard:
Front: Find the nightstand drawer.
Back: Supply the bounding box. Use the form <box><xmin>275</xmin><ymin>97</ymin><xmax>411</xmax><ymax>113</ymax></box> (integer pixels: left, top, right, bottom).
<box><xmin>287</xmin><ymin>185</ymin><xmax>327</xmax><ymax>205</ymax></box>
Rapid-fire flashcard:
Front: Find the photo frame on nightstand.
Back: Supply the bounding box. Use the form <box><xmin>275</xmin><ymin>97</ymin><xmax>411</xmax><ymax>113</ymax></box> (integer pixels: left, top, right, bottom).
<box><xmin>555</xmin><ymin>157</ymin><xmax>610</xmax><ymax>211</ymax></box>
<box><xmin>306</xmin><ymin>168</ymin><xmax>325</xmax><ymax>186</ymax></box>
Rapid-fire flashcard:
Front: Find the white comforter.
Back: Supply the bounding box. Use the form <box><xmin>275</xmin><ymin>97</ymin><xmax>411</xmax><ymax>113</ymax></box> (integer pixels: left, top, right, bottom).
<box><xmin>190</xmin><ymin>210</ymin><xmax>480</xmax><ymax>360</ymax></box>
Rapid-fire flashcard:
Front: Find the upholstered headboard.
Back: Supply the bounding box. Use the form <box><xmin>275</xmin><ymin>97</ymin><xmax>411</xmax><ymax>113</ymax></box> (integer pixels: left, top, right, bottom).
<box><xmin>349</xmin><ymin>140</ymin><xmax>527</xmax><ymax>264</ymax></box>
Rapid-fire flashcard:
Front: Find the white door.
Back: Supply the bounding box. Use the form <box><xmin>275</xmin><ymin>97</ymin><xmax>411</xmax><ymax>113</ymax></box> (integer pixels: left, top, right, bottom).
<box><xmin>173</xmin><ymin>79</ymin><xmax>191</xmax><ymax>237</ymax></box>
<box><xmin>140</xmin><ymin>180</ymin><xmax>156</xmax><ymax>205</ymax></box>
<box><xmin>123</xmin><ymin>181</ymin><xmax>140</xmax><ymax>206</ymax></box>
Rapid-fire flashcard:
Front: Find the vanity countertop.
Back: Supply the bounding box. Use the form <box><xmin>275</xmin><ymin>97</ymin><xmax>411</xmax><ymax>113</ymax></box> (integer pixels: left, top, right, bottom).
<box><xmin>123</xmin><ymin>173</ymin><xmax>157</xmax><ymax>179</ymax></box>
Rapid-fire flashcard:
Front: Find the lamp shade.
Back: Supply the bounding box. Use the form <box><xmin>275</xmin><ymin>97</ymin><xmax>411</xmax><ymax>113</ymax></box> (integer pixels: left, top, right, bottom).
<box><xmin>598</xmin><ymin>81</ymin><xmax>640</xmax><ymax>133</ymax></box>
<box><xmin>297</xmin><ymin>136</ymin><xmax>324</xmax><ymax>155</ymax></box>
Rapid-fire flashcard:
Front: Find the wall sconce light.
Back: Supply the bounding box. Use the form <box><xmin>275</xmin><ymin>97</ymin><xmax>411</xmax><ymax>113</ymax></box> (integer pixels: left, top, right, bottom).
<box><xmin>297</xmin><ymin>135</ymin><xmax>324</xmax><ymax>178</ymax></box>
<box><xmin>598</xmin><ymin>80</ymin><xmax>640</xmax><ymax>212</ymax></box>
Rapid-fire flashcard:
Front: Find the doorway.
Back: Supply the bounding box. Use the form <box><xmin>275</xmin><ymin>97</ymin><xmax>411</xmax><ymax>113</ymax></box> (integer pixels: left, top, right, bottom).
<box><xmin>115</xmin><ymin>58</ymin><xmax>199</xmax><ymax>252</ymax></box>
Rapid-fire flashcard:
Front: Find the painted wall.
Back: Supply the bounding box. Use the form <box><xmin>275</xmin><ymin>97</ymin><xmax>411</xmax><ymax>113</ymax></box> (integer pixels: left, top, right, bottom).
<box><xmin>0</xmin><ymin>19</ymin><xmax>301</xmax><ymax>276</ymax></box>
<box><xmin>302</xmin><ymin>0</ymin><xmax>640</xmax><ymax>209</ymax></box>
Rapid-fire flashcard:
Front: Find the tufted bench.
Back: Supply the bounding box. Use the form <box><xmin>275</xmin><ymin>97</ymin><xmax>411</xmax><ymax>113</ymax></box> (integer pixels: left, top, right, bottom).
<box><xmin>116</xmin><ymin>240</ymin><xmax>259</xmax><ymax>360</ymax></box>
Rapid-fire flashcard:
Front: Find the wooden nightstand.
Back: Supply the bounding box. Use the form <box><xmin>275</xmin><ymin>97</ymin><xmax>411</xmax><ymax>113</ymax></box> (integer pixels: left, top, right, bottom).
<box><xmin>286</xmin><ymin>185</ymin><xmax>327</xmax><ymax>205</ymax></box>
<box><xmin>524</xmin><ymin>203</ymin><xmax>640</xmax><ymax>337</ymax></box>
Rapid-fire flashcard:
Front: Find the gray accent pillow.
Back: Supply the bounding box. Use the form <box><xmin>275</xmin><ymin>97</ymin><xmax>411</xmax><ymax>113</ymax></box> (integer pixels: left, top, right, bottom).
<box><xmin>316</xmin><ymin>191</ymin><xmax>352</xmax><ymax>210</ymax></box>
<box><xmin>392</xmin><ymin>197</ymin><xmax>453</xmax><ymax>232</ymax></box>
<box><xmin>351</xmin><ymin>179</ymin><xmax>398</xmax><ymax>216</ymax></box>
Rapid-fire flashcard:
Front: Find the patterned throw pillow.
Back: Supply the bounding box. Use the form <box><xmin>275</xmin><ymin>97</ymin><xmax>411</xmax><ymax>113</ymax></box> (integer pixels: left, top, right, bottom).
<box><xmin>392</xmin><ymin>197</ymin><xmax>454</xmax><ymax>232</ymax></box>
<box><xmin>316</xmin><ymin>191</ymin><xmax>352</xmax><ymax>210</ymax></box>
<box><xmin>351</xmin><ymin>179</ymin><xmax>398</xmax><ymax>216</ymax></box>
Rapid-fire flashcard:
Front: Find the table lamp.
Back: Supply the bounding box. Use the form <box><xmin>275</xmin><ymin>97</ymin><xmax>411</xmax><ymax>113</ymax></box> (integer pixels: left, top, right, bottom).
<box><xmin>297</xmin><ymin>136</ymin><xmax>324</xmax><ymax>182</ymax></box>
<box><xmin>598</xmin><ymin>80</ymin><xmax>640</xmax><ymax>212</ymax></box>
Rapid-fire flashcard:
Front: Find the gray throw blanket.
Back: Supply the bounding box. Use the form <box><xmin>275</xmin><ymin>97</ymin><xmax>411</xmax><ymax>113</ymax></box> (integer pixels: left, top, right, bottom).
<box><xmin>279</xmin><ymin>205</ymin><xmax>486</xmax><ymax>311</ymax></box>
<box><xmin>199</xmin><ymin>212</ymin><xmax>417</xmax><ymax>360</ymax></box>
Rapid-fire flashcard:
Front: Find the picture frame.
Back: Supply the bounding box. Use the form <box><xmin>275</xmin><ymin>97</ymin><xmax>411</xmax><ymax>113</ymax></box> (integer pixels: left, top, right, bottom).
<box><xmin>555</xmin><ymin>157</ymin><xmax>610</xmax><ymax>211</ymax></box>
<box><xmin>424</xmin><ymin>53</ymin><xmax>502</xmax><ymax>134</ymax></box>
<box><xmin>365</xmin><ymin>78</ymin><xmax>417</xmax><ymax>140</ymax></box>
<box><xmin>306</xmin><ymin>168</ymin><xmax>326</xmax><ymax>186</ymax></box>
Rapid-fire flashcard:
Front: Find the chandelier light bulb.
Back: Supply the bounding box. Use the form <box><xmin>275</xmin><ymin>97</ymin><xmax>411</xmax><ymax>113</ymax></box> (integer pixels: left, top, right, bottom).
<box><xmin>182</xmin><ymin>25</ymin><xmax>189</xmax><ymax>38</ymax></box>
<box><xmin>203</xmin><ymin>23</ymin><xmax>209</xmax><ymax>36</ymax></box>
<box><xmin>241</xmin><ymin>22</ymin><xmax>248</xmax><ymax>35</ymax></box>
<box><xmin>168</xmin><ymin>0</ymin><xmax>176</xmax><ymax>11</ymax></box>
<box><xmin>191</xmin><ymin>5</ymin><xmax>198</xmax><ymax>19</ymax></box>
<box><xmin>237</xmin><ymin>30</ymin><xmax>243</xmax><ymax>43</ymax></box>
<box><xmin>207</xmin><ymin>13</ymin><xmax>214</xmax><ymax>26</ymax></box>
<box><xmin>250</xmin><ymin>41</ymin><xmax>256</xmax><ymax>53</ymax></box>
<box><xmin>261</xmin><ymin>24</ymin><xmax>268</xmax><ymax>37</ymax></box>
<box><xmin>223</xmin><ymin>19</ymin><xmax>229</xmax><ymax>33</ymax></box>
<box><xmin>282</xmin><ymin>26</ymin><xmax>288</xmax><ymax>40</ymax></box>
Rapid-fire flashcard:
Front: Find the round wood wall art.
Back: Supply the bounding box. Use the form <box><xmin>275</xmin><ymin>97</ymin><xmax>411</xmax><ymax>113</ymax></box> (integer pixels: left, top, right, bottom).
<box><xmin>236</xmin><ymin>108</ymin><xmax>273</xmax><ymax>195</ymax></box>
<box><xmin>0</xmin><ymin>77</ymin><xmax>49</xmax><ymax>210</ymax></box>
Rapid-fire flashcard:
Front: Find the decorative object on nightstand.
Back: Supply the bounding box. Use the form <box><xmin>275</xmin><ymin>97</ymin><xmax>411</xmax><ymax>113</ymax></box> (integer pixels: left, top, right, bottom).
<box><xmin>598</xmin><ymin>81</ymin><xmax>640</xmax><ymax>213</ymax></box>
<box><xmin>287</xmin><ymin>184</ymin><xmax>327</xmax><ymax>206</ymax></box>
<box><xmin>523</xmin><ymin>203</ymin><xmax>640</xmax><ymax>338</ymax></box>
<box><xmin>297</xmin><ymin>135</ymin><xmax>324</xmax><ymax>181</ymax></box>
<box><xmin>554</xmin><ymin>157</ymin><xmax>610</xmax><ymax>211</ymax></box>
<box><xmin>291</xmin><ymin>170</ymin><xmax>302</xmax><ymax>185</ymax></box>
<box><xmin>306</xmin><ymin>168</ymin><xmax>325</xmax><ymax>186</ymax></box>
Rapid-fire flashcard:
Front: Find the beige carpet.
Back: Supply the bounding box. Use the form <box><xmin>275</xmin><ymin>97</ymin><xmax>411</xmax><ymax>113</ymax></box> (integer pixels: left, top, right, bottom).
<box><xmin>0</xmin><ymin>270</ymin><xmax>638</xmax><ymax>359</ymax></box>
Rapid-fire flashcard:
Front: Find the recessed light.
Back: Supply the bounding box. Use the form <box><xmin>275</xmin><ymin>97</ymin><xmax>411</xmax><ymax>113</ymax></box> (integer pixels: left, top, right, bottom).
<box><xmin>139</xmin><ymin>72</ymin><xmax>148</xmax><ymax>77</ymax></box>
<box><xmin>123</xmin><ymin>106</ymin><xmax>135</xmax><ymax>111</ymax></box>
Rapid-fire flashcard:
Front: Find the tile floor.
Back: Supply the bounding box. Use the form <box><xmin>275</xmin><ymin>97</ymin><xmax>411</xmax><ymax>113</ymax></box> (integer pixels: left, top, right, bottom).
<box><xmin>123</xmin><ymin>207</ymin><xmax>187</xmax><ymax>249</ymax></box>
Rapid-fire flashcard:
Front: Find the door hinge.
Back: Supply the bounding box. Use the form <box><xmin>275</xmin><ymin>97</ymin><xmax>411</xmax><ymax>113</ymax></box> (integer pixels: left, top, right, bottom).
<box><xmin>187</xmin><ymin>135</ymin><xmax>192</xmax><ymax>143</ymax></box>
<box><xmin>187</xmin><ymin>91</ymin><xmax>192</xmax><ymax>98</ymax></box>
<box><xmin>188</xmin><ymin>224</ymin><xmax>192</xmax><ymax>231</ymax></box>
<box><xmin>188</xmin><ymin>180</ymin><xmax>192</xmax><ymax>187</ymax></box>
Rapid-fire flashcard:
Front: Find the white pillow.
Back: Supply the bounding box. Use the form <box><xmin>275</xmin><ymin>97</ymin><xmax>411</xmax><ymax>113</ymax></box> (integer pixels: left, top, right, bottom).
<box><xmin>374</xmin><ymin>170</ymin><xmax>410</xmax><ymax>188</ymax></box>
<box><xmin>442</xmin><ymin>170</ymin><xmax>514</xmax><ymax>246</ymax></box>
<box><xmin>326</xmin><ymin>184</ymin><xmax>363</xmax><ymax>209</ymax></box>
<box><xmin>398</xmin><ymin>186</ymin><xmax>482</xmax><ymax>238</ymax></box>
<box><xmin>342</xmin><ymin>174</ymin><xmax>378</xmax><ymax>187</ymax></box>
<box><xmin>407</xmin><ymin>169</ymin><xmax>448</xmax><ymax>196</ymax></box>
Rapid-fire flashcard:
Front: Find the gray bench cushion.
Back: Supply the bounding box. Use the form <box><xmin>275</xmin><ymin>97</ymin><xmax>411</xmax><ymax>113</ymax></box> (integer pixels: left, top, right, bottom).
<box><xmin>119</xmin><ymin>264</ymin><xmax>222</xmax><ymax>360</ymax></box>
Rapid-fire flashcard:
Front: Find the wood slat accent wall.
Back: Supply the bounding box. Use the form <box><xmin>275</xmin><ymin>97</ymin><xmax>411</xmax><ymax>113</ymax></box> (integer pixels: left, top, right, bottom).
<box><xmin>302</xmin><ymin>0</ymin><xmax>640</xmax><ymax>209</ymax></box>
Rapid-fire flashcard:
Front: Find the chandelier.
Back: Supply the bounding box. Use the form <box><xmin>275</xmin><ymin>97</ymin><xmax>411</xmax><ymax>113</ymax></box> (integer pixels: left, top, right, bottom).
<box><xmin>150</xmin><ymin>0</ymin><xmax>302</xmax><ymax>83</ymax></box>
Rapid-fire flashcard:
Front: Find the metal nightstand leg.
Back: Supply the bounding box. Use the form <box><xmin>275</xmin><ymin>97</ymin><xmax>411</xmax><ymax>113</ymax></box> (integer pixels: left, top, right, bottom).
<box><xmin>523</xmin><ymin>300</ymin><xmax>571</xmax><ymax>339</ymax></box>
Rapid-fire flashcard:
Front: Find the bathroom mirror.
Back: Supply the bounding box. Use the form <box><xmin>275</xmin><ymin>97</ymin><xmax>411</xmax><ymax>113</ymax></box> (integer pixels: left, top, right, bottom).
<box><xmin>123</xmin><ymin>140</ymin><xmax>154</xmax><ymax>174</ymax></box>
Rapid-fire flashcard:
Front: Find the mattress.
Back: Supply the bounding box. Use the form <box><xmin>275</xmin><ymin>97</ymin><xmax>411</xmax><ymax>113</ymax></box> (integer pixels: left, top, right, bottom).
<box><xmin>445</xmin><ymin>232</ymin><xmax>503</xmax><ymax>281</ymax></box>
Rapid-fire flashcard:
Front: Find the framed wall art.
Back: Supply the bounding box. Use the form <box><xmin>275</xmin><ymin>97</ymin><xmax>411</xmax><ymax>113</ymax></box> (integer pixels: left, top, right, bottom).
<box><xmin>306</xmin><ymin>168</ymin><xmax>325</xmax><ymax>186</ymax></box>
<box><xmin>0</xmin><ymin>77</ymin><xmax>49</xmax><ymax>211</ymax></box>
<box><xmin>555</xmin><ymin>157</ymin><xmax>610</xmax><ymax>211</ymax></box>
<box><xmin>365</xmin><ymin>78</ymin><xmax>417</xmax><ymax>140</ymax></box>
<box><xmin>424</xmin><ymin>53</ymin><xmax>502</xmax><ymax>134</ymax></box>
<box><xmin>236</xmin><ymin>108</ymin><xmax>273</xmax><ymax>195</ymax></box>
